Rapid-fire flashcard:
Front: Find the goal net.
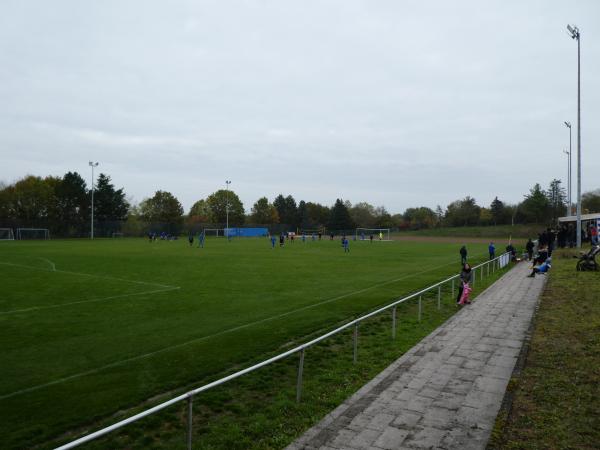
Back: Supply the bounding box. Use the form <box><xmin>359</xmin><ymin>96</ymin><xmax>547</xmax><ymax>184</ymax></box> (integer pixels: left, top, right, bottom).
<box><xmin>16</xmin><ymin>228</ymin><xmax>50</xmax><ymax>240</ymax></box>
<box><xmin>355</xmin><ymin>228</ymin><xmax>391</xmax><ymax>241</ymax></box>
<box><xmin>111</xmin><ymin>232</ymin><xmax>124</xmax><ymax>238</ymax></box>
<box><xmin>0</xmin><ymin>228</ymin><xmax>15</xmax><ymax>240</ymax></box>
<box><xmin>203</xmin><ymin>228</ymin><xmax>225</xmax><ymax>237</ymax></box>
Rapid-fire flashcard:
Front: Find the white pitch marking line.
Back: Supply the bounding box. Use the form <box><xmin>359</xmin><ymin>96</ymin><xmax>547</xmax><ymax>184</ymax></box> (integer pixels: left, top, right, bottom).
<box><xmin>0</xmin><ymin>253</ymin><xmax>490</xmax><ymax>401</ymax></box>
<box><xmin>38</xmin><ymin>257</ymin><xmax>56</xmax><ymax>271</ymax></box>
<box><xmin>0</xmin><ymin>261</ymin><xmax>177</xmax><ymax>289</ymax></box>
<box><xmin>0</xmin><ymin>287</ymin><xmax>181</xmax><ymax>315</ymax></box>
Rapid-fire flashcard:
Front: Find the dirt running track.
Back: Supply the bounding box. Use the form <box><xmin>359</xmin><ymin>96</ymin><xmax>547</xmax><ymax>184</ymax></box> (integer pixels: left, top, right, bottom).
<box><xmin>391</xmin><ymin>236</ymin><xmax>519</xmax><ymax>244</ymax></box>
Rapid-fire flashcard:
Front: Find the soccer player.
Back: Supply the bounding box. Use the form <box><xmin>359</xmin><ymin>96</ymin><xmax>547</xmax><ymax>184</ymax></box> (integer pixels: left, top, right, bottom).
<box><xmin>379</xmin><ymin>231</ymin><xmax>383</xmax><ymax>240</ymax></box>
<box><xmin>188</xmin><ymin>233</ymin><xmax>194</xmax><ymax>247</ymax></box>
<box><xmin>301</xmin><ymin>233</ymin><xmax>306</xmax><ymax>243</ymax></box>
<box><xmin>271</xmin><ymin>235</ymin><xmax>276</xmax><ymax>248</ymax></box>
<box><xmin>279</xmin><ymin>233</ymin><xmax>285</xmax><ymax>247</ymax></box>
<box><xmin>369</xmin><ymin>234</ymin><xmax>374</xmax><ymax>243</ymax></box>
<box><xmin>312</xmin><ymin>233</ymin><xmax>316</xmax><ymax>241</ymax></box>
<box><xmin>198</xmin><ymin>231</ymin><xmax>205</xmax><ymax>248</ymax></box>
<box><xmin>343</xmin><ymin>236</ymin><xmax>350</xmax><ymax>253</ymax></box>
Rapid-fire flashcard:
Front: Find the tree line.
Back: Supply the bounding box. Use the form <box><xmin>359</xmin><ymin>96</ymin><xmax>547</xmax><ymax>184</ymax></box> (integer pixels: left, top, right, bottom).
<box><xmin>1</xmin><ymin>172</ymin><xmax>599</xmax><ymax>236</ymax></box>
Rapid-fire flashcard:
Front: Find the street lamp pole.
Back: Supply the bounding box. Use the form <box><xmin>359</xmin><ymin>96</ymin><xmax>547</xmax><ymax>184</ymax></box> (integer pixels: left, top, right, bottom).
<box><xmin>225</xmin><ymin>180</ymin><xmax>231</xmax><ymax>239</ymax></box>
<box><xmin>89</xmin><ymin>161</ymin><xmax>99</xmax><ymax>239</ymax></box>
<box><xmin>564</xmin><ymin>121</ymin><xmax>572</xmax><ymax>215</ymax></box>
<box><xmin>567</xmin><ymin>24</ymin><xmax>582</xmax><ymax>248</ymax></box>
<box><xmin>563</xmin><ymin>147</ymin><xmax>571</xmax><ymax>217</ymax></box>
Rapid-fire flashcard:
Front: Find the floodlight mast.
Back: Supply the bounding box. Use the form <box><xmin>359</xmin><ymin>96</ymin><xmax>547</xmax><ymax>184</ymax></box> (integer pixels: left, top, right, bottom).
<box><xmin>564</xmin><ymin>121</ymin><xmax>572</xmax><ymax>216</ymax></box>
<box><xmin>89</xmin><ymin>161</ymin><xmax>99</xmax><ymax>239</ymax></box>
<box><xmin>225</xmin><ymin>180</ymin><xmax>231</xmax><ymax>240</ymax></box>
<box><xmin>566</xmin><ymin>24</ymin><xmax>581</xmax><ymax>248</ymax></box>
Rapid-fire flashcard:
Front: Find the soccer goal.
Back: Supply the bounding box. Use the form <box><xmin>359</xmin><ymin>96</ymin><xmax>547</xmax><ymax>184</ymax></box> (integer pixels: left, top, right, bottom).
<box><xmin>111</xmin><ymin>232</ymin><xmax>124</xmax><ymax>238</ymax></box>
<box><xmin>203</xmin><ymin>228</ymin><xmax>225</xmax><ymax>237</ymax></box>
<box><xmin>0</xmin><ymin>228</ymin><xmax>15</xmax><ymax>240</ymax></box>
<box><xmin>355</xmin><ymin>228</ymin><xmax>391</xmax><ymax>241</ymax></box>
<box><xmin>16</xmin><ymin>228</ymin><xmax>50</xmax><ymax>240</ymax></box>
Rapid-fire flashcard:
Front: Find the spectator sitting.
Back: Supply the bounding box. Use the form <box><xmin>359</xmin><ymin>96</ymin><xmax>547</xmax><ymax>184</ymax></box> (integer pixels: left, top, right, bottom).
<box><xmin>528</xmin><ymin>257</ymin><xmax>551</xmax><ymax>278</ymax></box>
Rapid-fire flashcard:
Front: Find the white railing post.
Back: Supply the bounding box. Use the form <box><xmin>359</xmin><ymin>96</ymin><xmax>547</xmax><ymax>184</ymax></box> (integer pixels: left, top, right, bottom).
<box><xmin>451</xmin><ymin>278</ymin><xmax>455</xmax><ymax>300</ymax></box>
<box><xmin>472</xmin><ymin>269</ymin><xmax>475</xmax><ymax>288</ymax></box>
<box><xmin>296</xmin><ymin>349</ymin><xmax>305</xmax><ymax>402</ymax></box>
<box><xmin>186</xmin><ymin>394</ymin><xmax>193</xmax><ymax>450</ymax></box>
<box><xmin>418</xmin><ymin>296</ymin><xmax>422</xmax><ymax>322</ymax></box>
<box><xmin>392</xmin><ymin>306</ymin><xmax>397</xmax><ymax>339</ymax></box>
<box><xmin>353</xmin><ymin>323</ymin><xmax>359</xmax><ymax>363</ymax></box>
<box><xmin>437</xmin><ymin>285</ymin><xmax>441</xmax><ymax>310</ymax></box>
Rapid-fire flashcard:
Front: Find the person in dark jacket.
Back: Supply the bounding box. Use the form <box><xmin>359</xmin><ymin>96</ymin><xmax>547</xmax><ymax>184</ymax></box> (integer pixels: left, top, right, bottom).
<box><xmin>457</xmin><ymin>263</ymin><xmax>473</xmax><ymax>304</ymax></box>
<box><xmin>525</xmin><ymin>238</ymin><xmax>535</xmax><ymax>261</ymax></box>
<box><xmin>460</xmin><ymin>245</ymin><xmax>467</xmax><ymax>265</ymax></box>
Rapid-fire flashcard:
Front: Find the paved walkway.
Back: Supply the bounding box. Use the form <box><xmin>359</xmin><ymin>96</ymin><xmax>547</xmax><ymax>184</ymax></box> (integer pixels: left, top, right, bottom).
<box><xmin>287</xmin><ymin>262</ymin><xmax>546</xmax><ymax>450</ymax></box>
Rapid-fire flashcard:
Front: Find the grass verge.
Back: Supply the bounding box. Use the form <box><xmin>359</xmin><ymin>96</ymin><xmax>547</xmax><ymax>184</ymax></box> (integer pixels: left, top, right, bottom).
<box><xmin>488</xmin><ymin>249</ymin><xmax>600</xmax><ymax>450</ymax></box>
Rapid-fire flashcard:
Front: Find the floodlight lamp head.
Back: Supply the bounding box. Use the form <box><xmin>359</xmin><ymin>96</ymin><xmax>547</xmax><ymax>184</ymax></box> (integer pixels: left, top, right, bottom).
<box><xmin>564</xmin><ymin>121</ymin><xmax>571</xmax><ymax>128</ymax></box>
<box><xmin>567</xmin><ymin>24</ymin><xmax>579</xmax><ymax>39</ymax></box>
<box><xmin>88</xmin><ymin>161</ymin><xmax>99</xmax><ymax>167</ymax></box>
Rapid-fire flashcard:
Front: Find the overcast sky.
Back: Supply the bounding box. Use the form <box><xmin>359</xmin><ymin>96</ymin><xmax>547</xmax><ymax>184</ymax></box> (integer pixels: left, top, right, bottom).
<box><xmin>1</xmin><ymin>0</ymin><xmax>598</xmax><ymax>214</ymax></box>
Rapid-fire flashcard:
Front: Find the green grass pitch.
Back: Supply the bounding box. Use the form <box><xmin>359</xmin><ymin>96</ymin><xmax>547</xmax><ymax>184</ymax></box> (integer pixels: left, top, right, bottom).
<box><xmin>0</xmin><ymin>236</ymin><xmax>491</xmax><ymax>448</ymax></box>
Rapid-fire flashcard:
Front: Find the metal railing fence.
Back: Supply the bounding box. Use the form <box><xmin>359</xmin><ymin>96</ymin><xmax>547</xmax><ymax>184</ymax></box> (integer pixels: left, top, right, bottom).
<box><xmin>56</xmin><ymin>252</ymin><xmax>511</xmax><ymax>450</ymax></box>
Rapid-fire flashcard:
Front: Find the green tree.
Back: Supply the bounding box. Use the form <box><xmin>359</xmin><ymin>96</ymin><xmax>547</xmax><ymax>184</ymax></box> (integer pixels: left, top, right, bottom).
<box><xmin>12</xmin><ymin>175</ymin><xmax>55</xmax><ymax>221</ymax></box>
<box><xmin>250</xmin><ymin>197</ymin><xmax>279</xmax><ymax>224</ymax></box>
<box><xmin>403</xmin><ymin>207</ymin><xmax>436</xmax><ymax>229</ymax></box>
<box><xmin>490</xmin><ymin>197</ymin><xmax>505</xmax><ymax>225</ymax></box>
<box><xmin>92</xmin><ymin>174</ymin><xmax>129</xmax><ymax>222</ymax></box>
<box><xmin>188</xmin><ymin>199</ymin><xmax>212</xmax><ymax>222</ymax></box>
<box><xmin>582</xmin><ymin>189</ymin><xmax>600</xmax><ymax>213</ymax></box>
<box><xmin>54</xmin><ymin>172</ymin><xmax>88</xmax><ymax>234</ymax></box>
<box><xmin>273</xmin><ymin>194</ymin><xmax>298</xmax><ymax>226</ymax></box>
<box><xmin>305</xmin><ymin>202</ymin><xmax>330</xmax><ymax>227</ymax></box>
<box><xmin>328</xmin><ymin>198</ymin><xmax>354</xmax><ymax>231</ymax></box>
<box><xmin>139</xmin><ymin>191</ymin><xmax>184</xmax><ymax>225</ymax></box>
<box><xmin>546</xmin><ymin>179</ymin><xmax>566</xmax><ymax>222</ymax></box>
<box><xmin>444</xmin><ymin>197</ymin><xmax>481</xmax><ymax>226</ymax></box>
<box><xmin>374</xmin><ymin>205</ymin><xmax>393</xmax><ymax>228</ymax></box>
<box><xmin>520</xmin><ymin>183</ymin><xmax>550</xmax><ymax>224</ymax></box>
<box><xmin>435</xmin><ymin>205</ymin><xmax>444</xmax><ymax>227</ymax></box>
<box><xmin>207</xmin><ymin>189</ymin><xmax>245</xmax><ymax>225</ymax></box>
<box><xmin>349</xmin><ymin>202</ymin><xmax>377</xmax><ymax>228</ymax></box>
<box><xmin>297</xmin><ymin>200</ymin><xmax>309</xmax><ymax>228</ymax></box>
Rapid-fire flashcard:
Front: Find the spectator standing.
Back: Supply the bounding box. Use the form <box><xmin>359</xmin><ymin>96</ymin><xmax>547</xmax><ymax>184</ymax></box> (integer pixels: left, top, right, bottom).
<box><xmin>526</xmin><ymin>238</ymin><xmax>535</xmax><ymax>261</ymax></box>
<box><xmin>456</xmin><ymin>263</ymin><xmax>473</xmax><ymax>304</ymax></box>
<box><xmin>488</xmin><ymin>242</ymin><xmax>496</xmax><ymax>260</ymax></box>
<box><xmin>460</xmin><ymin>245</ymin><xmax>468</xmax><ymax>265</ymax></box>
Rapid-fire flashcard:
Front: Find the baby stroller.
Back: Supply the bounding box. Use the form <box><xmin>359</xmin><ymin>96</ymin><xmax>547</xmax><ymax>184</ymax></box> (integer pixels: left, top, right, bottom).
<box><xmin>576</xmin><ymin>245</ymin><xmax>599</xmax><ymax>271</ymax></box>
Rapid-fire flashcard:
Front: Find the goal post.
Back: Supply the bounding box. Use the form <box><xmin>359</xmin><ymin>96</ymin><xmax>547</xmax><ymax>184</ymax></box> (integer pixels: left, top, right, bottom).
<box><xmin>0</xmin><ymin>228</ymin><xmax>15</xmax><ymax>240</ymax></box>
<box><xmin>16</xmin><ymin>228</ymin><xmax>50</xmax><ymax>240</ymax></box>
<box><xmin>203</xmin><ymin>228</ymin><xmax>225</xmax><ymax>237</ymax></box>
<box><xmin>355</xmin><ymin>228</ymin><xmax>391</xmax><ymax>241</ymax></box>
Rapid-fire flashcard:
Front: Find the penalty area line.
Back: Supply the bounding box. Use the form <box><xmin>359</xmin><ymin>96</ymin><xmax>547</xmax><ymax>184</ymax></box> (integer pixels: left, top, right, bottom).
<box><xmin>0</xmin><ymin>253</ymin><xmax>488</xmax><ymax>401</ymax></box>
